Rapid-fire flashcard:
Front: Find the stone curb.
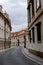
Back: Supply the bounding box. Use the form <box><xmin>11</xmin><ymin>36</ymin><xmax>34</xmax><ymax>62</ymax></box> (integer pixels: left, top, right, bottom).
<box><xmin>0</xmin><ymin>47</ymin><xmax>13</xmax><ymax>53</ymax></box>
<box><xmin>22</xmin><ymin>48</ymin><xmax>43</xmax><ymax>65</ymax></box>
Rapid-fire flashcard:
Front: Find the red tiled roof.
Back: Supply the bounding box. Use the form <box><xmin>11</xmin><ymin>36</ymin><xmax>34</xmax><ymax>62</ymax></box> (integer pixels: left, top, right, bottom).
<box><xmin>11</xmin><ymin>28</ymin><xmax>28</xmax><ymax>37</ymax></box>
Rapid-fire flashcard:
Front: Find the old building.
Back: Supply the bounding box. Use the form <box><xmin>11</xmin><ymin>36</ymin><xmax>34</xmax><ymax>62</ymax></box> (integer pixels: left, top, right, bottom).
<box><xmin>17</xmin><ymin>30</ymin><xmax>26</xmax><ymax>47</ymax></box>
<box><xmin>11</xmin><ymin>32</ymin><xmax>18</xmax><ymax>47</ymax></box>
<box><xmin>11</xmin><ymin>28</ymin><xmax>28</xmax><ymax>48</ymax></box>
<box><xmin>27</xmin><ymin>0</ymin><xmax>43</xmax><ymax>58</ymax></box>
<box><xmin>0</xmin><ymin>5</ymin><xmax>11</xmax><ymax>49</ymax></box>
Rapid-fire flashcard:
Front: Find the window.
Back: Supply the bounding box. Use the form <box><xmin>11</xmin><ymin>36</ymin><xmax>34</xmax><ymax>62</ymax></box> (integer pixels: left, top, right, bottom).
<box><xmin>32</xmin><ymin>27</ymin><xmax>35</xmax><ymax>43</ymax></box>
<box><xmin>36</xmin><ymin>22</ymin><xmax>41</xmax><ymax>43</ymax></box>
<box><xmin>30</xmin><ymin>0</ymin><xmax>35</xmax><ymax>17</ymax></box>
<box><xmin>28</xmin><ymin>5</ymin><xmax>31</xmax><ymax>22</ymax></box>
<box><xmin>36</xmin><ymin>0</ymin><xmax>41</xmax><ymax>11</ymax></box>
<box><xmin>29</xmin><ymin>30</ymin><xmax>31</xmax><ymax>43</ymax></box>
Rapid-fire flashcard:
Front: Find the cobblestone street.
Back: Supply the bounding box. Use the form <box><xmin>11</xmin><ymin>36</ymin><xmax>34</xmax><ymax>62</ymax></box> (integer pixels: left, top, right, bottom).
<box><xmin>0</xmin><ymin>46</ymin><xmax>39</xmax><ymax>65</ymax></box>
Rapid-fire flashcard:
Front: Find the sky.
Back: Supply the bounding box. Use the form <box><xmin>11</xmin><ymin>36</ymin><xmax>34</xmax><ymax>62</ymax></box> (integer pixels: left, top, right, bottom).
<box><xmin>0</xmin><ymin>0</ymin><xmax>27</xmax><ymax>32</ymax></box>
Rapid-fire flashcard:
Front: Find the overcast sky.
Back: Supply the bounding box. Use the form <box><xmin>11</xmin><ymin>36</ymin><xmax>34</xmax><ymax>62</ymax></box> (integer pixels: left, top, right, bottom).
<box><xmin>0</xmin><ymin>0</ymin><xmax>27</xmax><ymax>32</ymax></box>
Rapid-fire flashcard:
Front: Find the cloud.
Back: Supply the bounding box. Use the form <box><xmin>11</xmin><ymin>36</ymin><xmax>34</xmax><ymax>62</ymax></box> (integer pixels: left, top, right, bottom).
<box><xmin>8</xmin><ymin>0</ymin><xmax>27</xmax><ymax>4</ymax></box>
<box><xmin>12</xmin><ymin>22</ymin><xmax>28</xmax><ymax>32</ymax></box>
<box><xmin>0</xmin><ymin>0</ymin><xmax>8</xmax><ymax>4</ymax></box>
<box><xmin>0</xmin><ymin>0</ymin><xmax>27</xmax><ymax>32</ymax></box>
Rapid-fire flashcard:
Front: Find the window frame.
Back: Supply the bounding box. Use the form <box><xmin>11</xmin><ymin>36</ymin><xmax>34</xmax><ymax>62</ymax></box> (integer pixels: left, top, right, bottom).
<box><xmin>32</xmin><ymin>0</ymin><xmax>35</xmax><ymax>17</ymax></box>
<box><xmin>36</xmin><ymin>0</ymin><xmax>41</xmax><ymax>12</ymax></box>
<box><xmin>36</xmin><ymin>22</ymin><xmax>41</xmax><ymax>43</ymax></box>
<box><xmin>30</xmin><ymin>0</ymin><xmax>35</xmax><ymax>18</ymax></box>
<box><xmin>27</xmin><ymin>4</ymin><xmax>31</xmax><ymax>22</ymax></box>
<box><xmin>29</xmin><ymin>30</ymin><xmax>31</xmax><ymax>43</ymax></box>
<box><xmin>32</xmin><ymin>27</ymin><xmax>35</xmax><ymax>43</ymax></box>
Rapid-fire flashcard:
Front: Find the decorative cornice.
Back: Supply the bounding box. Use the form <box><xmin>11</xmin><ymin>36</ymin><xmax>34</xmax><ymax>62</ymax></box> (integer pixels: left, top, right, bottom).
<box><xmin>0</xmin><ymin>12</ymin><xmax>11</xmax><ymax>28</ymax></box>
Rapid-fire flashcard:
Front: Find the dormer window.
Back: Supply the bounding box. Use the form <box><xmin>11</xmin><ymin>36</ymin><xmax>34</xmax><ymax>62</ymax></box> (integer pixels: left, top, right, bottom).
<box><xmin>36</xmin><ymin>0</ymin><xmax>41</xmax><ymax>11</ymax></box>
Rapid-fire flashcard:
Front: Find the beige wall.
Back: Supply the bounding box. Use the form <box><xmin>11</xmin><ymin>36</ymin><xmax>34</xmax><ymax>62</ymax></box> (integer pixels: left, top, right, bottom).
<box><xmin>6</xmin><ymin>23</ymin><xmax>11</xmax><ymax>40</ymax></box>
<box><xmin>41</xmin><ymin>0</ymin><xmax>43</xmax><ymax>8</ymax></box>
<box><xmin>26</xmin><ymin>35</ymin><xmax>29</xmax><ymax>49</ymax></box>
<box><xmin>18</xmin><ymin>35</ymin><xmax>24</xmax><ymax>47</ymax></box>
<box><xmin>27</xmin><ymin>14</ymin><xmax>43</xmax><ymax>52</ymax></box>
<box><xmin>0</xmin><ymin>17</ymin><xmax>4</xmax><ymax>39</ymax></box>
<box><xmin>11</xmin><ymin>37</ymin><xmax>18</xmax><ymax>47</ymax></box>
<box><xmin>27</xmin><ymin>0</ymin><xmax>43</xmax><ymax>52</ymax></box>
<box><xmin>0</xmin><ymin>14</ymin><xmax>11</xmax><ymax>49</ymax></box>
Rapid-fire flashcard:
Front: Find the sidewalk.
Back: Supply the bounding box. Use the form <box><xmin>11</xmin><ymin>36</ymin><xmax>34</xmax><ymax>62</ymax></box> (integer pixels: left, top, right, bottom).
<box><xmin>0</xmin><ymin>49</ymin><xmax>9</xmax><ymax>53</ymax></box>
<box><xmin>0</xmin><ymin>48</ymin><xmax>12</xmax><ymax>53</ymax></box>
<box><xmin>22</xmin><ymin>47</ymin><xmax>43</xmax><ymax>65</ymax></box>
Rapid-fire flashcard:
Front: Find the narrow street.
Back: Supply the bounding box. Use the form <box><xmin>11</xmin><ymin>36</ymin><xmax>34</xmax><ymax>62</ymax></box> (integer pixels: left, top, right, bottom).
<box><xmin>0</xmin><ymin>46</ymin><xmax>39</xmax><ymax>65</ymax></box>
<box><xmin>0</xmin><ymin>0</ymin><xmax>43</xmax><ymax>65</ymax></box>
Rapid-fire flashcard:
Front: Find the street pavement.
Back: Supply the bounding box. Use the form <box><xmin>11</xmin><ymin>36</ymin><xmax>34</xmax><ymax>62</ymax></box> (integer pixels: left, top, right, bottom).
<box><xmin>0</xmin><ymin>46</ymin><xmax>39</xmax><ymax>65</ymax></box>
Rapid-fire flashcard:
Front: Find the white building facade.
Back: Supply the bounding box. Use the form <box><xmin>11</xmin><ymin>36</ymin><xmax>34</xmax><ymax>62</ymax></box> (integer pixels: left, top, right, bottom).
<box><xmin>11</xmin><ymin>32</ymin><xmax>18</xmax><ymax>47</ymax></box>
<box><xmin>27</xmin><ymin>0</ymin><xmax>43</xmax><ymax>58</ymax></box>
<box><xmin>11</xmin><ymin>28</ymin><xmax>29</xmax><ymax>48</ymax></box>
<box><xmin>0</xmin><ymin>5</ymin><xmax>11</xmax><ymax>49</ymax></box>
